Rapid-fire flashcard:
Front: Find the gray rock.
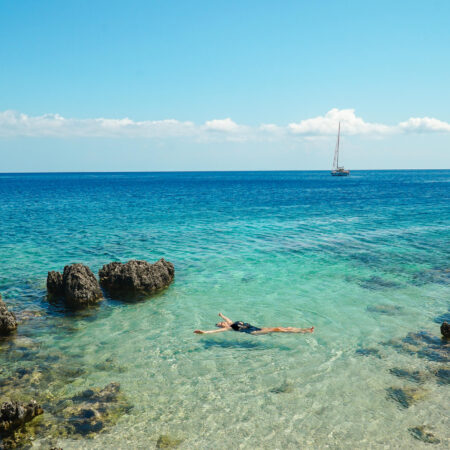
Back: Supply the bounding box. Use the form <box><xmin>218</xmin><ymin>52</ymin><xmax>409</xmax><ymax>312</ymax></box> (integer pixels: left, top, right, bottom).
<box><xmin>0</xmin><ymin>400</ymin><xmax>43</xmax><ymax>438</ymax></box>
<box><xmin>47</xmin><ymin>264</ymin><xmax>103</xmax><ymax>308</ymax></box>
<box><xmin>99</xmin><ymin>259</ymin><xmax>174</xmax><ymax>299</ymax></box>
<box><xmin>0</xmin><ymin>294</ymin><xmax>18</xmax><ymax>336</ymax></box>
<box><xmin>441</xmin><ymin>322</ymin><xmax>450</xmax><ymax>339</ymax></box>
<box><xmin>47</xmin><ymin>271</ymin><xmax>63</xmax><ymax>297</ymax></box>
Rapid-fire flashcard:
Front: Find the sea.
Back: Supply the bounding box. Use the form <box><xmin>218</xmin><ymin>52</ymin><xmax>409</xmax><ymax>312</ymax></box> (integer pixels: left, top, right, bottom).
<box><xmin>0</xmin><ymin>170</ymin><xmax>449</xmax><ymax>449</ymax></box>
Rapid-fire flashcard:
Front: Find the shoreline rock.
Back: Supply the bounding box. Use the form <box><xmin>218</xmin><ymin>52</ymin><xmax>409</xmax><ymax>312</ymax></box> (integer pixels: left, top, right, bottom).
<box><xmin>441</xmin><ymin>322</ymin><xmax>450</xmax><ymax>339</ymax></box>
<box><xmin>99</xmin><ymin>259</ymin><xmax>174</xmax><ymax>300</ymax></box>
<box><xmin>47</xmin><ymin>264</ymin><xmax>103</xmax><ymax>308</ymax></box>
<box><xmin>0</xmin><ymin>294</ymin><xmax>18</xmax><ymax>336</ymax></box>
<box><xmin>0</xmin><ymin>400</ymin><xmax>43</xmax><ymax>438</ymax></box>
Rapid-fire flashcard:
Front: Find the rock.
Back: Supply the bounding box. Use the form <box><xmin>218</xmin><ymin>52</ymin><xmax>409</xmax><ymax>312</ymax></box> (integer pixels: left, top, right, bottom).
<box><xmin>99</xmin><ymin>259</ymin><xmax>174</xmax><ymax>299</ymax></box>
<box><xmin>0</xmin><ymin>400</ymin><xmax>43</xmax><ymax>438</ymax></box>
<box><xmin>47</xmin><ymin>271</ymin><xmax>63</xmax><ymax>297</ymax></box>
<box><xmin>389</xmin><ymin>368</ymin><xmax>428</xmax><ymax>383</ymax></box>
<box><xmin>434</xmin><ymin>311</ymin><xmax>450</xmax><ymax>324</ymax></box>
<box><xmin>269</xmin><ymin>381</ymin><xmax>294</xmax><ymax>394</ymax></box>
<box><xmin>156</xmin><ymin>434</ymin><xmax>183</xmax><ymax>448</ymax></box>
<box><xmin>62</xmin><ymin>382</ymin><xmax>132</xmax><ymax>438</ymax></box>
<box><xmin>412</xmin><ymin>267</ymin><xmax>450</xmax><ymax>286</ymax></box>
<box><xmin>384</xmin><ymin>331</ymin><xmax>449</xmax><ymax>363</ymax></box>
<box><xmin>355</xmin><ymin>347</ymin><xmax>382</xmax><ymax>359</ymax></box>
<box><xmin>47</xmin><ymin>264</ymin><xmax>103</xmax><ymax>308</ymax></box>
<box><xmin>441</xmin><ymin>322</ymin><xmax>450</xmax><ymax>339</ymax></box>
<box><xmin>366</xmin><ymin>304</ymin><xmax>402</xmax><ymax>315</ymax></box>
<box><xmin>359</xmin><ymin>276</ymin><xmax>401</xmax><ymax>290</ymax></box>
<box><xmin>386</xmin><ymin>386</ymin><xmax>427</xmax><ymax>408</ymax></box>
<box><xmin>434</xmin><ymin>367</ymin><xmax>450</xmax><ymax>385</ymax></box>
<box><xmin>409</xmin><ymin>425</ymin><xmax>440</xmax><ymax>444</ymax></box>
<box><xmin>0</xmin><ymin>294</ymin><xmax>18</xmax><ymax>336</ymax></box>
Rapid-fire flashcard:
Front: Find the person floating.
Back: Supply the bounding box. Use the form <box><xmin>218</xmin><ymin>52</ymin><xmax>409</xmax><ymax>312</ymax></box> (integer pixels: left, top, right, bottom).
<box><xmin>194</xmin><ymin>313</ymin><xmax>314</xmax><ymax>335</ymax></box>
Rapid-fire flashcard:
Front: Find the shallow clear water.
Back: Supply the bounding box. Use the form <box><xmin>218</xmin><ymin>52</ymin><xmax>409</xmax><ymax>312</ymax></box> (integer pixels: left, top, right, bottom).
<box><xmin>0</xmin><ymin>171</ymin><xmax>449</xmax><ymax>448</ymax></box>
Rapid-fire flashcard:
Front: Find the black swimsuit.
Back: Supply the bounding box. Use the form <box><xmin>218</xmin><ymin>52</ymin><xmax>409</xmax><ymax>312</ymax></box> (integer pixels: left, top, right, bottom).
<box><xmin>230</xmin><ymin>321</ymin><xmax>262</xmax><ymax>334</ymax></box>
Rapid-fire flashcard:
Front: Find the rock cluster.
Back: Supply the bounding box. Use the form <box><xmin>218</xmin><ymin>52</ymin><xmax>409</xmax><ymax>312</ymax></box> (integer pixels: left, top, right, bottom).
<box><xmin>99</xmin><ymin>259</ymin><xmax>175</xmax><ymax>299</ymax></box>
<box><xmin>47</xmin><ymin>264</ymin><xmax>103</xmax><ymax>308</ymax></box>
<box><xmin>47</xmin><ymin>259</ymin><xmax>175</xmax><ymax>305</ymax></box>
<box><xmin>0</xmin><ymin>400</ymin><xmax>43</xmax><ymax>438</ymax></box>
<box><xmin>0</xmin><ymin>294</ymin><xmax>17</xmax><ymax>336</ymax></box>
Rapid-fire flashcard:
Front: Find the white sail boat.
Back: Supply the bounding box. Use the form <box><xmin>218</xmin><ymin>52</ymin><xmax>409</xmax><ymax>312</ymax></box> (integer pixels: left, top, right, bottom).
<box><xmin>331</xmin><ymin>122</ymin><xmax>350</xmax><ymax>176</ymax></box>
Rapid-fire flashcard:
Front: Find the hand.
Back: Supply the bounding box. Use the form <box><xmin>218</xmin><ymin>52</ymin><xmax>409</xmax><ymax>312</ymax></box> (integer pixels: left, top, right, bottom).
<box><xmin>194</xmin><ymin>330</ymin><xmax>205</xmax><ymax>334</ymax></box>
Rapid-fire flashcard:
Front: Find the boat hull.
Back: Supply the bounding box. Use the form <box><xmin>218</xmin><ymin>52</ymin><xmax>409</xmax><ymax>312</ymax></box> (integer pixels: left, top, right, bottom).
<box><xmin>331</xmin><ymin>170</ymin><xmax>350</xmax><ymax>176</ymax></box>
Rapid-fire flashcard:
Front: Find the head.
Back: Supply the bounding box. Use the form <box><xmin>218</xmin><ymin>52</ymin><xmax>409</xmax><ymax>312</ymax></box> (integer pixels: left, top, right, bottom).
<box><xmin>216</xmin><ymin>321</ymin><xmax>228</xmax><ymax>328</ymax></box>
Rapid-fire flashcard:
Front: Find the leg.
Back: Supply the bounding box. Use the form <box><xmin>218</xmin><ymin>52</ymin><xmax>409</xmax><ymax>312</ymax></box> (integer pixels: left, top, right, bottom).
<box><xmin>252</xmin><ymin>326</ymin><xmax>314</xmax><ymax>334</ymax></box>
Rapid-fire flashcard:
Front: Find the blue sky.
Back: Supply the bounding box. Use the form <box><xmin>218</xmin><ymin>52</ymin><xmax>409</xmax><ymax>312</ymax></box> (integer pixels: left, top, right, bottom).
<box><xmin>0</xmin><ymin>0</ymin><xmax>449</xmax><ymax>171</ymax></box>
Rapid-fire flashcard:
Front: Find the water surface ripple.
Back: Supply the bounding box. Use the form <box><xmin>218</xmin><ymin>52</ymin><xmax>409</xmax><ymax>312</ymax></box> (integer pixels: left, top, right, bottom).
<box><xmin>0</xmin><ymin>171</ymin><xmax>449</xmax><ymax>448</ymax></box>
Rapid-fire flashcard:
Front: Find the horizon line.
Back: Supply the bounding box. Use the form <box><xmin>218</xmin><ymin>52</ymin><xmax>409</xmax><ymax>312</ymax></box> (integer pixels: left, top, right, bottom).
<box><xmin>1</xmin><ymin>168</ymin><xmax>449</xmax><ymax>175</ymax></box>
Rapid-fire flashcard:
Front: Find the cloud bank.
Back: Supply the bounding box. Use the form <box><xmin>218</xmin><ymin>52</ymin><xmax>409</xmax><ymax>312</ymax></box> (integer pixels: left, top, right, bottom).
<box><xmin>0</xmin><ymin>108</ymin><xmax>449</xmax><ymax>141</ymax></box>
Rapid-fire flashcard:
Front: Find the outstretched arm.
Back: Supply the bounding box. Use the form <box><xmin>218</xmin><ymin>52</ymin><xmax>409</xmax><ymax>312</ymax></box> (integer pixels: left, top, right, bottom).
<box><xmin>194</xmin><ymin>327</ymin><xmax>230</xmax><ymax>335</ymax></box>
<box><xmin>218</xmin><ymin>313</ymin><xmax>233</xmax><ymax>325</ymax></box>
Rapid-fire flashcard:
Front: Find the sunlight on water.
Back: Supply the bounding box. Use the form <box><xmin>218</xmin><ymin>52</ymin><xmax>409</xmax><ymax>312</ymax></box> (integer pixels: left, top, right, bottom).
<box><xmin>0</xmin><ymin>171</ymin><xmax>449</xmax><ymax>448</ymax></box>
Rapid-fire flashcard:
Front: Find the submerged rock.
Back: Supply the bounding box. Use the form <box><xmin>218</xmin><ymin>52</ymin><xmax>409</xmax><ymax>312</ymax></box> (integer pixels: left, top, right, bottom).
<box><xmin>384</xmin><ymin>331</ymin><xmax>449</xmax><ymax>363</ymax></box>
<box><xmin>366</xmin><ymin>304</ymin><xmax>402</xmax><ymax>315</ymax></box>
<box><xmin>355</xmin><ymin>347</ymin><xmax>382</xmax><ymax>359</ymax></box>
<box><xmin>386</xmin><ymin>386</ymin><xmax>427</xmax><ymax>408</ymax></box>
<box><xmin>156</xmin><ymin>434</ymin><xmax>183</xmax><ymax>448</ymax></box>
<box><xmin>389</xmin><ymin>368</ymin><xmax>428</xmax><ymax>383</ymax></box>
<box><xmin>47</xmin><ymin>264</ymin><xmax>103</xmax><ymax>308</ymax></box>
<box><xmin>434</xmin><ymin>311</ymin><xmax>450</xmax><ymax>324</ymax></box>
<box><xmin>441</xmin><ymin>322</ymin><xmax>450</xmax><ymax>339</ymax></box>
<box><xmin>434</xmin><ymin>367</ymin><xmax>450</xmax><ymax>385</ymax></box>
<box><xmin>409</xmin><ymin>425</ymin><xmax>440</xmax><ymax>444</ymax></box>
<box><xmin>359</xmin><ymin>276</ymin><xmax>401</xmax><ymax>290</ymax></box>
<box><xmin>412</xmin><ymin>267</ymin><xmax>450</xmax><ymax>286</ymax></box>
<box><xmin>61</xmin><ymin>382</ymin><xmax>132</xmax><ymax>438</ymax></box>
<box><xmin>0</xmin><ymin>400</ymin><xmax>43</xmax><ymax>438</ymax></box>
<box><xmin>0</xmin><ymin>294</ymin><xmax>18</xmax><ymax>336</ymax></box>
<box><xmin>99</xmin><ymin>259</ymin><xmax>174</xmax><ymax>299</ymax></box>
<box><xmin>269</xmin><ymin>381</ymin><xmax>294</xmax><ymax>394</ymax></box>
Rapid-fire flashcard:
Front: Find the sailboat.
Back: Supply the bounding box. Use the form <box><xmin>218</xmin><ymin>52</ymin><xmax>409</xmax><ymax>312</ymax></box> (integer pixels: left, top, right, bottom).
<box><xmin>331</xmin><ymin>122</ymin><xmax>350</xmax><ymax>176</ymax></box>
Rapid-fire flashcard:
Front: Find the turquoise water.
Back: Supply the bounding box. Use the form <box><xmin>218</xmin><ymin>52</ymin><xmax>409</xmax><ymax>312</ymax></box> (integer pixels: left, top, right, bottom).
<box><xmin>0</xmin><ymin>171</ymin><xmax>449</xmax><ymax>448</ymax></box>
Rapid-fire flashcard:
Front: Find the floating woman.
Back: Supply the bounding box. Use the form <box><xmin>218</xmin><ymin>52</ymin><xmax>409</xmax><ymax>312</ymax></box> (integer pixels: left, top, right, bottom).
<box><xmin>194</xmin><ymin>313</ymin><xmax>314</xmax><ymax>335</ymax></box>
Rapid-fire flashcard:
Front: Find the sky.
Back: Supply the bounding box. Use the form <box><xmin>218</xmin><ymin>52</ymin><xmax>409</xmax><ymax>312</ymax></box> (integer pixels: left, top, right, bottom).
<box><xmin>0</xmin><ymin>0</ymin><xmax>449</xmax><ymax>172</ymax></box>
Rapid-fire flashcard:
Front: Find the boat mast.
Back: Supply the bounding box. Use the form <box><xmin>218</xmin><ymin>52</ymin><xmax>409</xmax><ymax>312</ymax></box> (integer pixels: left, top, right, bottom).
<box><xmin>333</xmin><ymin>122</ymin><xmax>340</xmax><ymax>170</ymax></box>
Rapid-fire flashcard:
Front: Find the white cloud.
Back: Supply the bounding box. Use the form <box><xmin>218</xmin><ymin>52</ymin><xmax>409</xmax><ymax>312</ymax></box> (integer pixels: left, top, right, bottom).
<box><xmin>398</xmin><ymin>117</ymin><xmax>450</xmax><ymax>133</ymax></box>
<box><xmin>288</xmin><ymin>108</ymin><xmax>391</xmax><ymax>136</ymax></box>
<box><xmin>204</xmin><ymin>118</ymin><xmax>240</xmax><ymax>132</ymax></box>
<box><xmin>0</xmin><ymin>109</ymin><xmax>449</xmax><ymax>141</ymax></box>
